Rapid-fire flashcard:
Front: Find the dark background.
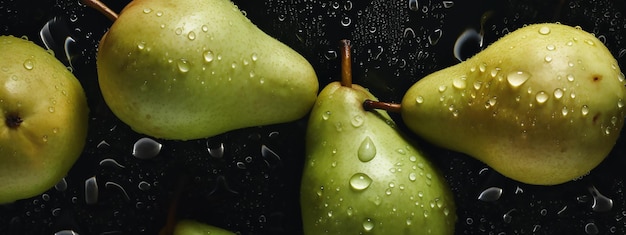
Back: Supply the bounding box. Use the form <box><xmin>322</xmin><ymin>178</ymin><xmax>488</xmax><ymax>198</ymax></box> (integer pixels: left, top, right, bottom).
<box><xmin>1</xmin><ymin>0</ymin><xmax>626</xmax><ymax>234</ymax></box>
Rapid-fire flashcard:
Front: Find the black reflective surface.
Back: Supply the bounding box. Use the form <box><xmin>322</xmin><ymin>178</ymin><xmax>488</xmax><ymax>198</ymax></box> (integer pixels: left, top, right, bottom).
<box><xmin>1</xmin><ymin>0</ymin><xmax>625</xmax><ymax>234</ymax></box>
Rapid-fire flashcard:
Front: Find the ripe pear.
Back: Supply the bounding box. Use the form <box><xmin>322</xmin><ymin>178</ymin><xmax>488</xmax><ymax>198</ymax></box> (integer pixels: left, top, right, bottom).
<box><xmin>173</xmin><ymin>220</ymin><xmax>234</xmax><ymax>235</ymax></box>
<box><xmin>95</xmin><ymin>0</ymin><xmax>318</xmax><ymax>140</ymax></box>
<box><xmin>301</xmin><ymin>81</ymin><xmax>456</xmax><ymax>234</ymax></box>
<box><xmin>399</xmin><ymin>23</ymin><xmax>626</xmax><ymax>185</ymax></box>
<box><xmin>0</xmin><ymin>35</ymin><xmax>89</xmax><ymax>204</ymax></box>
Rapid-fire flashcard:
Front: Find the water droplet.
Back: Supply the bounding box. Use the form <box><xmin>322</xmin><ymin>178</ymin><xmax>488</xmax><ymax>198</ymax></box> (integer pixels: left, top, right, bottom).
<box><xmin>132</xmin><ymin>137</ymin><xmax>162</xmax><ymax>159</ymax></box>
<box><xmin>340</xmin><ymin>16</ymin><xmax>352</xmax><ymax>27</ymax></box>
<box><xmin>584</xmin><ymin>222</ymin><xmax>599</xmax><ymax>235</ymax></box>
<box><xmin>438</xmin><ymin>85</ymin><xmax>447</xmax><ymax>92</ymax></box>
<box><xmin>589</xmin><ymin>186</ymin><xmax>613</xmax><ymax>212</ymax></box>
<box><xmin>55</xmin><ymin>178</ymin><xmax>67</xmax><ymax>191</ymax></box>
<box><xmin>584</xmin><ymin>39</ymin><xmax>595</xmax><ymax>46</ymax></box>
<box><xmin>48</xmin><ymin>106</ymin><xmax>55</xmax><ymax>113</ymax></box>
<box><xmin>478</xmin><ymin>187</ymin><xmax>503</xmax><ymax>202</ymax></box>
<box><xmin>538</xmin><ymin>26</ymin><xmax>551</xmax><ymax>35</ymax></box>
<box><xmin>409</xmin><ymin>96</ymin><xmax>422</xmax><ymax>106</ymax></box>
<box><xmin>554</xmin><ymin>88</ymin><xmax>564</xmax><ymax>99</ymax></box>
<box><xmin>358</xmin><ymin>136</ymin><xmax>376</xmax><ymax>162</ymax></box>
<box><xmin>561</xmin><ymin>106</ymin><xmax>569</xmax><ymax>116</ymax></box>
<box><xmin>443</xmin><ymin>1</ymin><xmax>454</xmax><ymax>8</ymax></box>
<box><xmin>251</xmin><ymin>53</ymin><xmax>258</xmax><ymax>62</ymax></box>
<box><xmin>177</xmin><ymin>59</ymin><xmax>190</xmax><ymax>73</ymax></box>
<box><xmin>203</xmin><ymin>50</ymin><xmax>214</xmax><ymax>62</ymax></box>
<box><xmin>322</xmin><ymin>111</ymin><xmax>331</xmax><ymax>120</ymax></box>
<box><xmin>581</xmin><ymin>105</ymin><xmax>589</xmax><ymax>116</ymax></box>
<box><xmin>408</xmin><ymin>0</ymin><xmax>419</xmax><ymax>11</ymax></box>
<box><xmin>138</xmin><ymin>181</ymin><xmax>151</xmax><ymax>191</ymax></box>
<box><xmin>507</xmin><ymin>71</ymin><xmax>531</xmax><ymax>87</ymax></box>
<box><xmin>409</xmin><ymin>172</ymin><xmax>417</xmax><ymax>181</ymax></box>
<box><xmin>85</xmin><ymin>176</ymin><xmax>98</xmax><ymax>205</ymax></box>
<box><xmin>544</xmin><ymin>55</ymin><xmax>552</xmax><ymax>62</ymax></box>
<box><xmin>428</xmin><ymin>29</ymin><xmax>443</xmax><ymax>45</ymax></box>
<box><xmin>351</xmin><ymin>115</ymin><xmax>364</xmax><ymax>127</ymax></box>
<box><xmin>23</xmin><ymin>59</ymin><xmax>34</xmax><ymax>70</ymax></box>
<box><xmin>362</xmin><ymin>218</ymin><xmax>375</xmax><ymax>231</ymax></box>
<box><xmin>156</xmin><ymin>11</ymin><xmax>163</xmax><ymax>17</ymax></box>
<box><xmin>452</xmin><ymin>76</ymin><xmax>467</xmax><ymax>89</ymax></box>
<box><xmin>143</xmin><ymin>8</ymin><xmax>152</xmax><ymax>14</ymax></box>
<box><xmin>546</xmin><ymin>44</ymin><xmax>556</xmax><ymax>51</ymax></box>
<box><xmin>174</xmin><ymin>27</ymin><xmax>183</xmax><ymax>35</ymax></box>
<box><xmin>349</xmin><ymin>173</ymin><xmax>372</xmax><ymax>191</ymax></box>
<box><xmin>617</xmin><ymin>72</ymin><xmax>625</xmax><ymax>82</ymax></box>
<box><xmin>567</xmin><ymin>74</ymin><xmax>575</xmax><ymax>82</ymax></box>
<box><xmin>187</xmin><ymin>31</ymin><xmax>196</xmax><ymax>40</ymax></box>
<box><xmin>618</xmin><ymin>99</ymin><xmax>624</xmax><ymax>109</ymax></box>
<box><xmin>535</xmin><ymin>91</ymin><xmax>549</xmax><ymax>104</ymax></box>
<box><xmin>207</xmin><ymin>142</ymin><xmax>224</xmax><ymax>158</ymax></box>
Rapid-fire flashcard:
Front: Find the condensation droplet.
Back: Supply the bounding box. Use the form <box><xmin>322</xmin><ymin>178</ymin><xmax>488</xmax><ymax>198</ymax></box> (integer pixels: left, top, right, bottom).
<box><xmin>409</xmin><ymin>172</ymin><xmax>417</xmax><ymax>181</ymax></box>
<box><xmin>132</xmin><ymin>137</ymin><xmax>162</xmax><ymax>159</ymax></box>
<box><xmin>85</xmin><ymin>176</ymin><xmax>98</xmax><ymax>205</ymax></box>
<box><xmin>362</xmin><ymin>218</ymin><xmax>375</xmax><ymax>232</ymax></box>
<box><xmin>351</xmin><ymin>115</ymin><xmax>364</xmax><ymax>127</ymax></box>
<box><xmin>567</xmin><ymin>74</ymin><xmax>575</xmax><ymax>82</ymax></box>
<box><xmin>349</xmin><ymin>173</ymin><xmax>373</xmax><ymax>191</ymax></box>
<box><xmin>507</xmin><ymin>71</ymin><xmax>531</xmax><ymax>87</ymax></box>
<box><xmin>452</xmin><ymin>76</ymin><xmax>467</xmax><ymax>89</ymax></box>
<box><xmin>535</xmin><ymin>91</ymin><xmax>549</xmax><ymax>104</ymax></box>
<box><xmin>415</xmin><ymin>96</ymin><xmax>424</xmax><ymax>104</ymax></box>
<box><xmin>478</xmin><ymin>187</ymin><xmax>503</xmax><ymax>202</ymax></box>
<box><xmin>554</xmin><ymin>88</ymin><xmax>564</xmax><ymax>99</ymax></box>
<box><xmin>546</xmin><ymin>44</ymin><xmax>556</xmax><ymax>51</ymax></box>
<box><xmin>544</xmin><ymin>55</ymin><xmax>552</xmax><ymax>62</ymax></box>
<box><xmin>322</xmin><ymin>111</ymin><xmax>331</xmax><ymax>120</ymax></box>
<box><xmin>23</xmin><ymin>59</ymin><xmax>34</xmax><ymax>70</ymax></box>
<box><xmin>207</xmin><ymin>142</ymin><xmax>224</xmax><ymax>158</ymax></box>
<box><xmin>438</xmin><ymin>85</ymin><xmax>447</xmax><ymax>93</ymax></box>
<box><xmin>358</xmin><ymin>136</ymin><xmax>376</xmax><ymax>162</ymax></box>
<box><xmin>538</xmin><ymin>26</ymin><xmax>551</xmax><ymax>35</ymax></box>
<box><xmin>581</xmin><ymin>105</ymin><xmax>589</xmax><ymax>116</ymax></box>
<box><xmin>203</xmin><ymin>50</ymin><xmax>214</xmax><ymax>62</ymax></box>
<box><xmin>561</xmin><ymin>106</ymin><xmax>569</xmax><ymax>116</ymax></box>
<box><xmin>177</xmin><ymin>59</ymin><xmax>190</xmax><ymax>73</ymax></box>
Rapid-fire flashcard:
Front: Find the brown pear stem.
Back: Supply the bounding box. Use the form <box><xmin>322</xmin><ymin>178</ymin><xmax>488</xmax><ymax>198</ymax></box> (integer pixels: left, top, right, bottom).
<box><xmin>363</xmin><ymin>99</ymin><xmax>402</xmax><ymax>113</ymax></box>
<box><xmin>340</xmin><ymin>39</ymin><xmax>352</xmax><ymax>87</ymax></box>
<box><xmin>81</xmin><ymin>0</ymin><xmax>119</xmax><ymax>21</ymax></box>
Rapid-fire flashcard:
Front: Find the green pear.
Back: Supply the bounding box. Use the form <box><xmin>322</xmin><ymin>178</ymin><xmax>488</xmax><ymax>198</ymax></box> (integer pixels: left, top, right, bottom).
<box><xmin>399</xmin><ymin>23</ymin><xmax>626</xmax><ymax>185</ymax></box>
<box><xmin>0</xmin><ymin>35</ymin><xmax>89</xmax><ymax>204</ymax></box>
<box><xmin>172</xmin><ymin>220</ymin><xmax>234</xmax><ymax>235</ymax></box>
<box><xmin>95</xmin><ymin>0</ymin><xmax>318</xmax><ymax>140</ymax></box>
<box><xmin>301</xmin><ymin>81</ymin><xmax>456</xmax><ymax>234</ymax></box>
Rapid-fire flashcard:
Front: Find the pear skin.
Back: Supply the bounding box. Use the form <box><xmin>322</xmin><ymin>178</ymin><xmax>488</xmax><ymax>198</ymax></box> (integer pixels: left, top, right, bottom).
<box><xmin>0</xmin><ymin>36</ymin><xmax>89</xmax><ymax>203</ymax></box>
<box><xmin>401</xmin><ymin>23</ymin><xmax>626</xmax><ymax>185</ymax></box>
<box><xmin>301</xmin><ymin>82</ymin><xmax>456</xmax><ymax>234</ymax></box>
<box><xmin>97</xmin><ymin>0</ymin><xmax>318</xmax><ymax>140</ymax></box>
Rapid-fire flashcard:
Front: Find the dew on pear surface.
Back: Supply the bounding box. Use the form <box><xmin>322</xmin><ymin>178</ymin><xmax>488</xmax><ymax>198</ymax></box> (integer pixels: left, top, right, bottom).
<box><xmin>561</xmin><ymin>106</ymin><xmax>569</xmax><ymax>116</ymax></box>
<box><xmin>473</xmin><ymin>81</ymin><xmax>483</xmax><ymax>90</ymax></box>
<box><xmin>203</xmin><ymin>50</ymin><xmax>214</xmax><ymax>62</ymax></box>
<box><xmin>174</xmin><ymin>27</ymin><xmax>183</xmax><ymax>35</ymax></box>
<box><xmin>362</xmin><ymin>218</ymin><xmax>375</xmax><ymax>232</ymax></box>
<box><xmin>507</xmin><ymin>71</ymin><xmax>531</xmax><ymax>88</ymax></box>
<box><xmin>617</xmin><ymin>72</ymin><xmax>625</xmax><ymax>82</ymax></box>
<box><xmin>201</xmin><ymin>25</ymin><xmax>209</xmax><ymax>32</ymax></box>
<box><xmin>249</xmin><ymin>70</ymin><xmax>256</xmax><ymax>78</ymax></box>
<box><xmin>409</xmin><ymin>172</ymin><xmax>417</xmax><ymax>182</ymax></box>
<box><xmin>177</xmin><ymin>59</ymin><xmax>190</xmax><ymax>73</ymax></box>
<box><xmin>438</xmin><ymin>85</ymin><xmax>447</xmax><ymax>92</ymax></box>
<box><xmin>478</xmin><ymin>63</ymin><xmax>487</xmax><ymax>73</ymax></box>
<box><xmin>187</xmin><ymin>31</ymin><xmax>196</xmax><ymax>40</ymax></box>
<box><xmin>85</xmin><ymin>176</ymin><xmax>98</xmax><ymax>205</ymax></box>
<box><xmin>535</xmin><ymin>91</ymin><xmax>549</xmax><ymax>104</ymax></box>
<box><xmin>156</xmin><ymin>11</ymin><xmax>163</xmax><ymax>17</ymax></box>
<box><xmin>322</xmin><ymin>111</ymin><xmax>331</xmax><ymax>120</ymax></box>
<box><xmin>554</xmin><ymin>88</ymin><xmax>564</xmax><ymax>99</ymax></box>
<box><xmin>357</xmin><ymin>136</ymin><xmax>376</xmax><ymax>162</ymax></box>
<box><xmin>23</xmin><ymin>59</ymin><xmax>34</xmax><ymax>70</ymax></box>
<box><xmin>452</xmin><ymin>76</ymin><xmax>467</xmax><ymax>89</ymax></box>
<box><xmin>538</xmin><ymin>26</ymin><xmax>551</xmax><ymax>35</ymax></box>
<box><xmin>546</xmin><ymin>44</ymin><xmax>556</xmax><ymax>51</ymax></box>
<box><xmin>570</xmin><ymin>92</ymin><xmax>576</xmax><ymax>99</ymax></box>
<box><xmin>581</xmin><ymin>105</ymin><xmax>590</xmax><ymax>116</ymax></box>
<box><xmin>132</xmin><ymin>137</ymin><xmax>162</xmax><ymax>159</ymax></box>
<box><xmin>567</xmin><ymin>74</ymin><xmax>575</xmax><ymax>82</ymax></box>
<box><xmin>251</xmin><ymin>53</ymin><xmax>258</xmax><ymax>62</ymax></box>
<box><xmin>351</xmin><ymin>115</ymin><xmax>364</xmax><ymax>127</ymax></box>
<box><xmin>478</xmin><ymin>187</ymin><xmax>503</xmax><ymax>202</ymax></box>
<box><xmin>346</xmin><ymin>207</ymin><xmax>354</xmax><ymax>216</ymax></box>
<box><xmin>584</xmin><ymin>39</ymin><xmax>595</xmax><ymax>46</ymax></box>
<box><xmin>415</xmin><ymin>95</ymin><xmax>424</xmax><ymax>104</ymax></box>
<box><xmin>142</xmin><ymin>8</ymin><xmax>152</xmax><ymax>14</ymax></box>
<box><xmin>137</xmin><ymin>41</ymin><xmax>146</xmax><ymax>50</ymax></box>
<box><xmin>544</xmin><ymin>55</ymin><xmax>553</xmax><ymax>63</ymax></box>
<box><xmin>618</xmin><ymin>99</ymin><xmax>624</xmax><ymax>108</ymax></box>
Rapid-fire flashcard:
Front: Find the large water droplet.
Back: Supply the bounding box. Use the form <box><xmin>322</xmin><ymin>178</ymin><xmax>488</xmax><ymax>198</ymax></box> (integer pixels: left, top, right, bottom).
<box><xmin>452</xmin><ymin>76</ymin><xmax>467</xmax><ymax>89</ymax></box>
<box><xmin>358</xmin><ymin>137</ymin><xmax>376</xmax><ymax>162</ymax></box>
<box><xmin>554</xmin><ymin>88</ymin><xmax>564</xmax><ymax>99</ymax></box>
<box><xmin>349</xmin><ymin>173</ymin><xmax>373</xmax><ymax>191</ymax></box>
<box><xmin>362</xmin><ymin>218</ymin><xmax>375</xmax><ymax>232</ymax></box>
<box><xmin>132</xmin><ymin>137</ymin><xmax>162</xmax><ymax>159</ymax></box>
<box><xmin>322</xmin><ymin>111</ymin><xmax>331</xmax><ymax>120</ymax></box>
<box><xmin>538</xmin><ymin>26</ymin><xmax>551</xmax><ymax>35</ymax></box>
<box><xmin>415</xmin><ymin>96</ymin><xmax>424</xmax><ymax>104</ymax></box>
<box><xmin>203</xmin><ymin>50</ymin><xmax>214</xmax><ymax>62</ymax></box>
<box><xmin>207</xmin><ymin>142</ymin><xmax>224</xmax><ymax>158</ymax></box>
<box><xmin>23</xmin><ymin>59</ymin><xmax>34</xmax><ymax>70</ymax></box>
<box><xmin>177</xmin><ymin>59</ymin><xmax>190</xmax><ymax>73</ymax></box>
<box><xmin>507</xmin><ymin>71</ymin><xmax>530</xmax><ymax>87</ymax></box>
<box><xmin>535</xmin><ymin>91</ymin><xmax>549</xmax><ymax>104</ymax></box>
<box><xmin>478</xmin><ymin>187</ymin><xmax>503</xmax><ymax>202</ymax></box>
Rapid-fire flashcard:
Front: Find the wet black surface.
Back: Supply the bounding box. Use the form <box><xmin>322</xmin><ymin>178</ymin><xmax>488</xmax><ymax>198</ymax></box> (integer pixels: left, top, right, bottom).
<box><xmin>1</xmin><ymin>0</ymin><xmax>626</xmax><ymax>234</ymax></box>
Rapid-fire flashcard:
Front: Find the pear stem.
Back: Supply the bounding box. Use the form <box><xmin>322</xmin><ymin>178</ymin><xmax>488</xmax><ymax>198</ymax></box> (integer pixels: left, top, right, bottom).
<box><xmin>81</xmin><ymin>0</ymin><xmax>119</xmax><ymax>21</ymax></box>
<box><xmin>340</xmin><ymin>39</ymin><xmax>352</xmax><ymax>87</ymax></box>
<box><xmin>363</xmin><ymin>99</ymin><xmax>402</xmax><ymax>113</ymax></box>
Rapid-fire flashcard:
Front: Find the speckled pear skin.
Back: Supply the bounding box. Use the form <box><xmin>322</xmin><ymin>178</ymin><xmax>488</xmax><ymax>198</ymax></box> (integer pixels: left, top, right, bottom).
<box><xmin>401</xmin><ymin>23</ymin><xmax>626</xmax><ymax>185</ymax></box>
<box><xmin>301</xmin><ymin>82</ymin><xmax>456</xmax><ymax>234</ymax></box>
<box><xmin>97</xmin><ymin>0</ymin><xmax>318</xmax><ymax>140</ymax></box>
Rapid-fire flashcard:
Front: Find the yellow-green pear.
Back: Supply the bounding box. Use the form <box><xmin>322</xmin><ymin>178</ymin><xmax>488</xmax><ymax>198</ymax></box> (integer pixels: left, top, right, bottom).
<box><xmin>0</xmin><ymin>35</ymin><xmax>89</xmax><ymax>204</ymax></box>
<box><xmin>301</xmin><ymin>80</ymin><xmax>456</xmax><ymax>234</ymax></box>
<box><xmin>399</xmin><ymin>23</ymin><xmax>626</xmax><ymax>185</ymax></box>
<box><xmin>172</xmin><ymin>220</ymin><xmax>235</xmax><ymax>235</ymax></box>
<box><xmin>95</xmin><ymin>0</ymin><xmax>318</xmax><ymax>140</ymax></box>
